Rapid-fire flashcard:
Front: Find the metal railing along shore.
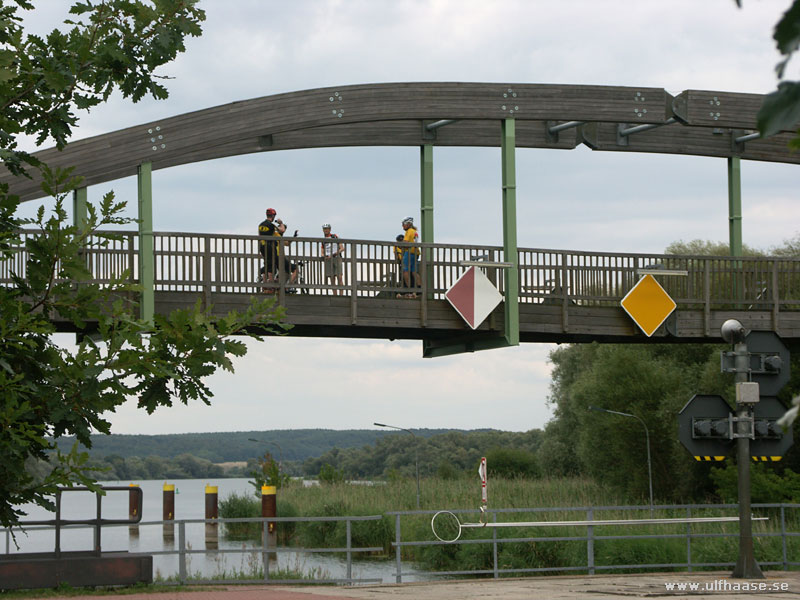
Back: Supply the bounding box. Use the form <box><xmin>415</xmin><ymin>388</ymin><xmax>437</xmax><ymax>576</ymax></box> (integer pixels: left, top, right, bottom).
<box><xmin>389</xmin><ymin>503</ymin><xmax>800</xmax><ymax>582</ymax></box>
<box><xmin>2</xmin><ymin>514</ymin><xmax>385</xmax><ymax>586</ymax></box>
<box><xmin>4</xmin><ymin>503</ymin><xmax>799</xmax><ymax>585</ymax></box>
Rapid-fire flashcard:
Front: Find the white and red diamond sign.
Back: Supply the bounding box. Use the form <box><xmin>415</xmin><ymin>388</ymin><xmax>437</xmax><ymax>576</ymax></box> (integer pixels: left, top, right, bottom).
<box><xmin>445</xmin><ymin>266</ymin><xmax>503</xmax><ymax>329</ymax></box>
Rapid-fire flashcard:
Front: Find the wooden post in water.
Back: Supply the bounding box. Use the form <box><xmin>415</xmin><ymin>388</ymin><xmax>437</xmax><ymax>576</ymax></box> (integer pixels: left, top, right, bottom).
<box><xmin>128</xmin><ymin>483</ymin><xmax>139</xmax><ymax>538</ymax></box>
<box><xmin>163</xmin><ymin>482</ymin><xmax>175</xmax><ymax>542</ymax></box>
<box><xmin>205</xmin><ymin>484</ymin><xmax>218</xmax><ymax>550</ymax></box>
<box><xmin>262</xmin><ymin>485</ymin><xmax>277</xmax><ymax>556</ymax></box>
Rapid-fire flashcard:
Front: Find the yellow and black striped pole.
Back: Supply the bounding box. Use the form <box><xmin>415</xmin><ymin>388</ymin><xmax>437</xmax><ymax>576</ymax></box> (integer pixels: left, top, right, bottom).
<box><xmin>128</xmin><ymin>483</ymin><xmax>140</xmax><ymax>537</ymax></box>
<box><xmin>262</xmin><ymin>485</ymin><xmax>277</xmax><ymax>553</ymax></box>
<box><xmin>205</xmin><ymin>484</ymin><xmax>219</xmax><ymax>549</ymax></box>
<box><xmin>163</xmin><ymin>482</ymin><xmax>175</xmax><ymax>541</ymax></box>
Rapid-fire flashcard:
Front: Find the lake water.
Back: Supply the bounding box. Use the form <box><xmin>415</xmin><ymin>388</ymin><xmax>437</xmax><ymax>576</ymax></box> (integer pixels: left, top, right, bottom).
<box><xmin>4</xmin><ymin>478</ymin><xmax>429</xmax><ymax>583</ymax></box>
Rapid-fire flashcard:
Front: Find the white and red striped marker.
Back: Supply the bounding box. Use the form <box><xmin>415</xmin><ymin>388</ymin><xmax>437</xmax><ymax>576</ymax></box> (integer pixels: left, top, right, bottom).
<box><xmin>478</xmin><ymin>457</ymin><xmax>487</xmax><ymax>506</ymax></box>
<box><xmin>445</xmin><ymin>267</ymin><xmax>503</xmax><ymax>329</ymax></box>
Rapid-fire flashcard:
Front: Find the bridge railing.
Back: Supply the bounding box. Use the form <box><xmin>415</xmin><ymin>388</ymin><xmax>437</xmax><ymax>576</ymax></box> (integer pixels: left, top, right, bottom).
<box><xmin>3</xmin><ymin>231</ymin><xmax>800</xmax><ymax>313</ymax></box>
<box><xmin>152</xmin><ymin>233</ymin><xmax>507</xmax><ymax>299</ymax></box>
<box><xmin>518</xmin><ymin>247</ymin><xmax>800</xmax><ymax>311</ymax></box>
<box><xmin>0</xmin><ymin>230</ymin><xmax>137</xmax><ymax>287</ymax></box>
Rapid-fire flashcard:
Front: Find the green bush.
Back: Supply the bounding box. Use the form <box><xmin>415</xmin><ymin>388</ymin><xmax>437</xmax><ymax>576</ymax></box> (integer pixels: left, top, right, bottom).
<box><xmin>219</xmin><ymin>492</ymin><xmax>298</xmax><ymax>544</ymax></box>
<box><xmin>498</xmin><ymin>540</ymin><xmax>577</xmax><ymax>575</ymax></box>
<box><xmin>711</xmin><ymin>464</ymin><xmax>800</xmax><ymax>503</ymax></box>
<box><xmin>351</xmin><ymin>514</ymin><xmax>393</xmax><ymax>553</ymax></box>
<box><xmin>249</xmin><ymin>452</ymin><xmax>291</xmax><ymax>493</ymax></box>
<box><xmin>319</xmin><ymin>463</ymin><xmax>345</xmax><ymax>485</ymax></box>
<box><xmin>437</xmin><ymin>460</ymin><xmax>461</xmax><ymax>480</ymax></box>
<box><xmin>298</xmin><ymin>499</ymin><xmax>347</xmax><ymax>548</ymax></box>
<box><xmin>595</xmin><ymin>537</ymin><xmax>685</xmax><ymax>572</ymax></box>
<box><xmin>219</xmin><ymin>492</ymin><xmax>260</xmax><ymax>540</ymax></box>
<box><xmin>485</xmin><ymin>447</ymin><xmax>540</xmax><ymax>479</ymax></box>
<box><xmin>276</xmin><ymin>498</ymin><xmax>298</xmax><ymax>544</ymax></box>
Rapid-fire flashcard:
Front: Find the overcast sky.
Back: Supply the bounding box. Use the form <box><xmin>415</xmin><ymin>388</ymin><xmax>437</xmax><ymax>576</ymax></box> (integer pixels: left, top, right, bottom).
<box><xmin>19</xmin><ymin>0</ymin><xmax>800</xmax><ymax>435</ymax></box>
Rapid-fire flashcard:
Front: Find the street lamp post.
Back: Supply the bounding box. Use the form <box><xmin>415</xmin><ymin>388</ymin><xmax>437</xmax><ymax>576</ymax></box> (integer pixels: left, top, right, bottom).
<box><xmin>374</xmin><ymin>422</ymin><xmax>420</xmax><ymax>509</ymax></box>
<box><xmin>248</xmin><ymin>438</ymin><xmax>283</xmax><ymax>466</ymax></box>
<box><xmin>588</xmin><ymin>406</ymin><xmax>654</xmax><ymax>515</ymax></box>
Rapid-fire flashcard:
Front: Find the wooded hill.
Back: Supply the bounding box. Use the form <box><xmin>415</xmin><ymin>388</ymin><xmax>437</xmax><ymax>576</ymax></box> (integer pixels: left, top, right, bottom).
<box><xmin>69</xmin><ymin>428</ymin><xmax>487</xmax><ymax>463</ymax></box>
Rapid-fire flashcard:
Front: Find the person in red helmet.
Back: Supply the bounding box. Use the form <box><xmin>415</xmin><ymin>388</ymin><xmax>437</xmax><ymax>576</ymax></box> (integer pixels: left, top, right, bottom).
<box><xmin>258</xmin><ymin>208</ymin><xmax>286</xmax><ymax>292</ymax></box>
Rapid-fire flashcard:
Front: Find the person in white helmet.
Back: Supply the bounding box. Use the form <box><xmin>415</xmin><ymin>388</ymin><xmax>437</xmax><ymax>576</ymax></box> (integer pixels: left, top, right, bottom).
<box><xmin>399</xmin><ymin>216</ymin><xmax>420</xmax><ymax>298</ymax></box>
<box><xmin>320</xmin><ymin>223</ymin><xmax>344</xmax><ymax>294</ymax></box>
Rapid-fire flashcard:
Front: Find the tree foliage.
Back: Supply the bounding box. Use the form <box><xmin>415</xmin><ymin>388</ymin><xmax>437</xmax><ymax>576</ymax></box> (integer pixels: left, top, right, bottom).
<box><xmin>665</xmin><ymin>239</ymin><xmax>763</xmax><ymax>257</ymax></box>
<box><xmin>72</xmin><ymin>428</ymin><xmax>427</xmax><ymax>462</ymax></box>
<box><xmin>249</xmin><ymin>452</ymin><xmax>290</xmax><ymax>492</ymax></box>
<box><xmin>90</xmin><ymin>452</ymin><xmax>225</xmax><ymax>480</ymax></box>
<box><xmin>0</xmin><ymin>0</ymin><xmax>205</xmax><ymax>176</ymax></box>
<box><xmin>739</xmin><ymin>0</ymin><xmax>800</xmax><ymax>140</ymax></box>
<box><xmin>318</xmin><ymin>463</ymin><xmax>346</xmax><ymax>485</ymax></box>
<box><xmin>544</xmin><ymin>343</ymin><xmax>725</xmax><ymax>502</ymax></box>
<box><xmin>542</xmin><ymin>340</ymin><xmax>800</xmax><ymax>502</ymax></box>
<box><xmin>303</xmin><ymin>429</ymin><xmax>543</xmax><ymax>480</ymax></box>
<box><xmin>485</xmin><ymin>447</ymin><xmax>540</xmax><ymax>479</ymax></box>
<box><xmin>710</xmin><ymin>462</ymin><xmax>800</xmax><ymax>503</ymax></box>
<box><xmin>0</xmin><ymin>1</ymin><xmax>286</xmax><ymax>529</ymax></box>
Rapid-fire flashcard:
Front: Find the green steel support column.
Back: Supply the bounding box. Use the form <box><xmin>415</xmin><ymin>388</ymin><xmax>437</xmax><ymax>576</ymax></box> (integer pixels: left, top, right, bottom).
<box><xmin>501</xmin><ymin>119</ymin><xmax>519</xmax><ymax>346</ymax></box>
<box><xmin>72</xmin><ymin>187</ymin><xmax>88</xmax><ymax>231</ymax></box>
<box><xmin>138</xmin><ymin>162</ymin><xmax>154</xmax><ymax>324</ymax></box>
<box><xmin>420</xmin><ymin>145</ymin><xmax>434</xmax><ymax>296</ymax></box>
<box><xmin>728</xmin><ymin>156</ymin><xmax>742</xmax><ymax>299</ymax></box>
<box><xmin>727</xmin><ymin>156</ymin><xmax>742</xmax><ymax>258</ymax></box>
<box><xmin>420</xmin><ymin>145</ymin><xmax>434</xmax><ymax>242</ymax></box>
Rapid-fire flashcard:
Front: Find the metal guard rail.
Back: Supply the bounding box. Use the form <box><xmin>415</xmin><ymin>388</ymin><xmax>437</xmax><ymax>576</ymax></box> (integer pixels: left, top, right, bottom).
<box><xmin>388</xmin><ymin>503</ymin><xmax>800</xmax><ymax>582</ymax></box>
<box><xmin>4</xmin><ymin>503</ymin><xmax>799</xmax><ymax>584</ymax></box>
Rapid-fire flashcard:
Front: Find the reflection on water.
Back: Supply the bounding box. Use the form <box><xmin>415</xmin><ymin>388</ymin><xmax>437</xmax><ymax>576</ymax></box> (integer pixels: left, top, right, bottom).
<box><xmin>4</xmin><ymin>478</ymin><xmax>429</xmax><ymax>583</ymax></box>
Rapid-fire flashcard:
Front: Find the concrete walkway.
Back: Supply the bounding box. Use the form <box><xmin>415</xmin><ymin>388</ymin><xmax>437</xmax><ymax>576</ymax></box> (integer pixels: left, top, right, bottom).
<box><xmin>37</xmin><ymin>571</ymin><xmax>800</xmax><ymax>599</ymax></box>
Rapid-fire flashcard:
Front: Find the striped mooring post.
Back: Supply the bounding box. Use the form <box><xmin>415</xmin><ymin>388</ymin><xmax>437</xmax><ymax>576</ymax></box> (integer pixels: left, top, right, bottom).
<box><xmin>163</xmin><ymin>482</ymin><xmax>175</xmax><ymax>541</ymax></box>
<box><xmin>262</xmin><ymin>485</ymin><xmax>277</xmax><ymax>554</ymax></box>
<box><xmin>128</xmin><ymin>483</ymin><xmax>139</xmax><ymax>537</ymax></box>
<box><xmin>205</xmin><ymin>484</ymin><xmax>219</xmax><ymax>549</ymax></box>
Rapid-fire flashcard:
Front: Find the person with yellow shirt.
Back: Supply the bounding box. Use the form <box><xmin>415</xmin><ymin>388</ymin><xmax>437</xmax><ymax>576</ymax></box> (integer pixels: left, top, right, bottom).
<box><xmin>258</xmin><ymin>208</ymin><xmax>285</xmax><ymax>292</ymax></box>
<box><xmin>399</xmin><ymin>216</ymin><xmax>420</xmax><ymax>298</ymax></box>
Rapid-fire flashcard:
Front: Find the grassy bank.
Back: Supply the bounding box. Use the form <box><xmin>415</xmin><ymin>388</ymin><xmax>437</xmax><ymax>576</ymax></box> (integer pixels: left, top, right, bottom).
<box><xmin>218</xmin><ymin>477</ymin><xmax>800</xmax><ymax>575</ymax></box>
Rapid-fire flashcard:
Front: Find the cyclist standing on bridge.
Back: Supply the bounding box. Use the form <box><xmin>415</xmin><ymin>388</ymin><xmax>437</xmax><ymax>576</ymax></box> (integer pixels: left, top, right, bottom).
<box><xmin>321</xmin><ymin>223</ymin><xmax>344</xmax><ymax>295</ymax></box>
<box><xmin>258</xmin><ymin>208</ymin><xmax>286</xmax><ymax>292</ymax></box>
<box><xmin>399</xmin><ymin>216</ymin><xmax>420</xmax><ymax>298</ymax></box>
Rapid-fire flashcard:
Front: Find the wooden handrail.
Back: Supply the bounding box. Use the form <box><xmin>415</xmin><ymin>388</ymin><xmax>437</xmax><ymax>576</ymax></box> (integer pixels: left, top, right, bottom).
<box><xmin>3</xmin><ymin>230</ymin><xmax>800</xmax><ymax>314</ymax></box>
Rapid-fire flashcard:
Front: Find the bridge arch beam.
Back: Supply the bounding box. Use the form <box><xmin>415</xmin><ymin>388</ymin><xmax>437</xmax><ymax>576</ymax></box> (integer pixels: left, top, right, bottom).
<box><xmin>3</xmin><ymin>82</ymin><xmax>798</xmax><ymax>203</ymax></box>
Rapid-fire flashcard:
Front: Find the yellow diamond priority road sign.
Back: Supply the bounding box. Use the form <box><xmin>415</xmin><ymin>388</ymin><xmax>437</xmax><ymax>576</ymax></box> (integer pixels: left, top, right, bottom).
<box><xmin>620</xmin><ymin>274</ymin><xmax>676</xmax><ymax>337</ymax></box>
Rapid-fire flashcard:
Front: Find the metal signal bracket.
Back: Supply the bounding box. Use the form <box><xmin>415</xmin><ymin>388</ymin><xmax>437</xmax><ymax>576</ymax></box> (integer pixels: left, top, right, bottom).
<box><xmin>730</xmin><ymin>414</ymin><xmax>755</xmax><ymax>440</ymax></box>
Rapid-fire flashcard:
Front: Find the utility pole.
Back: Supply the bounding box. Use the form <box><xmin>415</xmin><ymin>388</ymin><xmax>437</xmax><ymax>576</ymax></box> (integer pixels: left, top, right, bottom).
<box><xmin>721</xmin><ymin>319</ymin><xmax>764</xmax><ymax>579</ymax></box>
<box><xmin>680</xmin><ymin>324</ymin><xmax>792</xmax><ymax>578</ymax></box>
<box><xmin>374</xmin><ymin>422</ymin><xmax>420</xmax><ymax>509</ymax></box>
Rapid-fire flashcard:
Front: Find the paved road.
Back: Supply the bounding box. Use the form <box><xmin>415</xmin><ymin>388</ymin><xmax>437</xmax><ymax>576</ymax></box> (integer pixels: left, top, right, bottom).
<box><xmin>37</xmin><ymin>571</ymin><xmax>800</xmax><ymax>599</ymax></box>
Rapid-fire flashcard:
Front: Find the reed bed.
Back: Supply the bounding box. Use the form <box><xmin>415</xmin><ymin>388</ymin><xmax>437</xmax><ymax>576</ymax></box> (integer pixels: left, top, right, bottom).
<box><xmin>218</xmin><ymin>477</ymin><xmax>800</xmax><ymax>575</ymax></box>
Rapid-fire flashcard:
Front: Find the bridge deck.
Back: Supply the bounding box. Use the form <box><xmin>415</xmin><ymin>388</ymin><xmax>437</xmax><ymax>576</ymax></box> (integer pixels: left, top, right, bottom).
<box><xmin>6</xmin><ymin>231</ymin><xmax>800</xmax><ymax>343</ymax></box>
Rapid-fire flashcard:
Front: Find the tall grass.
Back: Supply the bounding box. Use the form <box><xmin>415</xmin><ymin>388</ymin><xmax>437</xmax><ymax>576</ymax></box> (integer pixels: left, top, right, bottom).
<box><xmin>217</xmin><ymin>476</ymin><xmax>800</xmax><ymax>575</ymax></box>
<box><xmin>277</xmin><ymin>476</ymin><xmax>615</xmax><ymax>513</ymax></box>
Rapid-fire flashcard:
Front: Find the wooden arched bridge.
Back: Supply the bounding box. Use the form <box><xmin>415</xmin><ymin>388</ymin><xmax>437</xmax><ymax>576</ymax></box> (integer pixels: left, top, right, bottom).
<box><xmin>2</xmin><ymin>83</ymin><xmax>798</xmax><ymax>355</ymax></box>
